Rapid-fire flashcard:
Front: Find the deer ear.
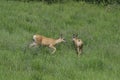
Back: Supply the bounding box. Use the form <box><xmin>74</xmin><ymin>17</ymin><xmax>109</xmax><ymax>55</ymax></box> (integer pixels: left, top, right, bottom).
<box><xmin>60</xmin><ymin>33</ymin><xmax>63</xmax><ymax>38</ymax></box>
<box><xmin>72</xmin><ymin>34</ymin><xmax>76</xmax><ymax>38</ymax></box>
<box><xmin>75</xmin><ymin>33</ymin><xmax>78</xmax><ymax>37</ymax></box>
<box><xmin>73</xmin><ymin>34</ymin><xmax>75</xmax><ymax>36</ymax></box>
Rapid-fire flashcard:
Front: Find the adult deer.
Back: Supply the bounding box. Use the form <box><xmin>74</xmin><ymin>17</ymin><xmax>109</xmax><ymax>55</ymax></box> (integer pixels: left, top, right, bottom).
<box><xmin>29</xmin><ymin>34</ymin><xmax>66</xmax><ymax>54</ymax></box>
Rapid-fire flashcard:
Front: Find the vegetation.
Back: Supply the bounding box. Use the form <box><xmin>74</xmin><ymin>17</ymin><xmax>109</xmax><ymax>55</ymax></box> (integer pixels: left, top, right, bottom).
<box><xmin>0</xmin><ymin>1</ymin><xmax>120</xmax><ymax>80</ymax></box>
<box><xmin>6</xmin><ymin>0</ymin><xmax>120</xmax><ymax>4</ymax></box>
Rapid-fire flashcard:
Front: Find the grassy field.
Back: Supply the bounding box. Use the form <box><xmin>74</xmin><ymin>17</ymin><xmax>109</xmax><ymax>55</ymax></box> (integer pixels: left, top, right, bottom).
<box><xmin>0</xmin><ymin>1</ymin><xmax>120</xmax><ymax>80</ymax></box>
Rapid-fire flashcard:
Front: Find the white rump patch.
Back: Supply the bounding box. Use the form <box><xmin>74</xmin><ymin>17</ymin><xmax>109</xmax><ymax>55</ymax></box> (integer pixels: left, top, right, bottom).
<box><xmin>33</xmin><ymin>35</ymin><xmax>37</xmax><ymax>41</ymax></box>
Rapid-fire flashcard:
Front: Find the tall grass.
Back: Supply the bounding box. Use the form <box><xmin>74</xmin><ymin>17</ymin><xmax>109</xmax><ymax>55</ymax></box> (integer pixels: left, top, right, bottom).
<box><xmin>4</xmin><ymin>0</ymin><xmax>120</xmax><ymax>4</ymax></box>
<box><xmin>0</xmin><ymin>1</ymin><xmax>120</xmax><ymax>80</ymax></box>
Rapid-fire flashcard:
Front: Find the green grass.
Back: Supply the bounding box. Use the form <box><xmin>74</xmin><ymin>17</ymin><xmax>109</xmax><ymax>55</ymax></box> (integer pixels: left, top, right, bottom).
<box><xmin>0</xmin><ymin>1</ymin><xmax>120</xmax><ymax>80</ymax></box>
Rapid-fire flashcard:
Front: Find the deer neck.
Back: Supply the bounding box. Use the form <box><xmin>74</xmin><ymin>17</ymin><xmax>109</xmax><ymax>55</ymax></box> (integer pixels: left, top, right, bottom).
<box><xmin>55</xmin><ymin>39</ymin><xmax>61</xmax><ymax>44</ymax></box>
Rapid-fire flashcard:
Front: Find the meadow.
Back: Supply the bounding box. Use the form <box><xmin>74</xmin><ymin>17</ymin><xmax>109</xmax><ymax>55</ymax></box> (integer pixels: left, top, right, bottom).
<box><xmin>0</xmin><ymin>1</ymin><xmax>120</xmax><ymax>80</ymax></box>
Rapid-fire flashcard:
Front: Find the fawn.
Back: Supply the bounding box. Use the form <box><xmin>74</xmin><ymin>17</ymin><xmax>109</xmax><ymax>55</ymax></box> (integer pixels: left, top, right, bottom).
<box><xmin>72</xmin><ymin>34</ymin><xmax>83</xmax><ymax>56</ymax></box>
<box><xmin>29</xmin><ymin>34</ymin><xmax>66</xmax><ymax>54</ymax></box>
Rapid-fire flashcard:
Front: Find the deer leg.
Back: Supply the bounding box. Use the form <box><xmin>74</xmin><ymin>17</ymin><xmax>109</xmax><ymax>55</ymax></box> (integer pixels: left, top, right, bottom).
<box><xmin>49</xmin><ymin>45</ymin><xmax>56</xmax><ymax>54</ymax></box>
<box><xmin>79</xmin><ymin>45</ymin><xmax>83</xmax><ymax>55</ymax></box>
<box><xmin>29</xmin><ymin>42</ymin><xmax>37</xmax><ymax>48</ymax></box>
<box><xmin>79</xmin><ymin>49</ymin><xmax>82</xmax><ymax>55</ymax></box>
<box><xmin>77</xmin><ymin>47</ymin><xmax>80</xmax><ymax>56</ymax></box>
<box><xmin>78</xmin><ymin>46</ymin><xmax>83</xmax><ymax>56</ymax></box>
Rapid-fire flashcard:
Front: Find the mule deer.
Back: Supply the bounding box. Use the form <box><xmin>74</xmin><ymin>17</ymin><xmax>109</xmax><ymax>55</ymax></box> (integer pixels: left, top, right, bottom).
<box><xmin>29</xmin><ymin>34</ymin><xmax>65</xmax><ymax>54</ymax></box>
<box><xmin>72</xmin><ymin>34</ymin><xmax>83</xmax><ymax>56</ymax></box>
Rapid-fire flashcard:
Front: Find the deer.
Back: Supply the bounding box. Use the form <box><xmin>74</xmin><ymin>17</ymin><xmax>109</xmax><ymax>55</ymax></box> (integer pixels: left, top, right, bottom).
<box><xmin>72</xmin><ymin>34</ymin><xmax>83</xmax><ymax>56</ymax></box>
<box><xmin>29</xmin><ymin>34</ymin><xmax>66</xmax><ymax>54</ymax></box>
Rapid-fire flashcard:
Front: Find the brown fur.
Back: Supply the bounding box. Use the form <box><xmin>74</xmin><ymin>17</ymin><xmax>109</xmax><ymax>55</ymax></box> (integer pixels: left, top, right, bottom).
<box><xmin>29</xmin><ymin>34</ymin><xmax>65</xmax><ymax>54</ymax></box>
<box><xmin>72</xmin><ymin>34</ymin><xmax>83</xmax><ymax>56</ymax></box>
